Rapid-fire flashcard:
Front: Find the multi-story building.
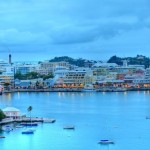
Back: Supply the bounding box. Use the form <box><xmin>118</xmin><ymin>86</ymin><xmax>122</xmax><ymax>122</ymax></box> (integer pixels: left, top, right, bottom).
<box><xmin>0</xmin><ymin>59</ymin><xmax>14</xmax><ymax>86</ymax></box>
<box><xmin>14</xmin><ymin>64</ymin><xmax>37</xmax><ymax>74</ymax></box>
<box><xmin>40</xmin><ymin>61</ymin><xmax>69</xmax><ymax>70</ymax></box>
<box><xmin>54</xmin><ymin>68</ymin><xmax>93</xmax><ymax>88</ymax></box>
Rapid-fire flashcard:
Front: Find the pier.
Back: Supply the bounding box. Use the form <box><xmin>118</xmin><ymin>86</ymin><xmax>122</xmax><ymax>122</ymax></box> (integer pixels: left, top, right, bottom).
<box><xmin>0</xmin><ymin>117</ymin><xmax>56</xmax><ymax>125</ymax></box>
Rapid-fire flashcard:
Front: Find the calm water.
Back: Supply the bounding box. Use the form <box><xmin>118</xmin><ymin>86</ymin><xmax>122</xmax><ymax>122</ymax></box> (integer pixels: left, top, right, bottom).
<box><xmin>0</xmin><ymin>91</ymin><xmax>150</xmax><ymax>150</ymax></box>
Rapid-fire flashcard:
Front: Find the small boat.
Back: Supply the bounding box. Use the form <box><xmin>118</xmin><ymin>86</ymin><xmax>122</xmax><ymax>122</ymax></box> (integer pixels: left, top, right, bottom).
<box><xmin>82</xmin><ymin>89</ymin><xmax>97</xmax><ymax>92</ymax></box>
<box><xmin>63</xmin><ymin>125</ymin><xmax>75</xmax><ymax>130</ymax></box>
<box><xmin>22</xmin><ymin>128</ymin><xmax>35</xmax><ymax>134</ymax></box>
<box><xmin>82</xmin><ymin>84</ymin><xmax>97</xmax><ymax>92</ymax></box>
<box><xmin>98</xmin><ymin>140</ymin><xmax>114</xmax><ymax>144</ymax></box>
<box><xmin>43</xmin><ymin>119</ymin><xmax>56</xmax><ymax>123</ymax></box>
<box><xmin>20</xmin><ymin>123</ymin><xmax>38</xmax><ymax>126</ymax></box>
<box><xmin>2</xmin><ymin>126</ymin><xmax>13</xmax><ymax>132</ymax></box>
<box><xmin>16</xmin><ymin>125</ymin><xmax>24</xmax><ymax>128</ymax></box>
<box><xmin>146</xmin><ymin>116</ymin><xmax>150</xmax><ymax>119</ymax></box>
<box><xmin>0</xmin><ymin>136</ymin><xmax>5</xmax><ymax>138</ymax></box>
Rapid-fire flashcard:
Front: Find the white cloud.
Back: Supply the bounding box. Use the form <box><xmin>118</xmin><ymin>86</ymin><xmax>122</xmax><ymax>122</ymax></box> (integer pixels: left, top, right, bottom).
<box><xmin>0</xmin><ymin>0</ymin><xmax>150</xmax><ymax>60</ymax></box>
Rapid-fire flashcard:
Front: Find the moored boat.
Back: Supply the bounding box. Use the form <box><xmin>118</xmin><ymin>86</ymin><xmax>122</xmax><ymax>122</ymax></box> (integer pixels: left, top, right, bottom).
<box><xmin>82</xmin><ymin>89</ymin><xmax>97</xmax><ymax>92</ymax></box>
<box><xmin>63</xmin><ymin>125</ymin><xmax>75</xmax><ymax>130</ymax></box>
<box><xmin>20</xmin><ymin>122</ymin><xmax>38</xmax><ymax>126</ymax></box>
<box><xmin>2</xmin><ymin>126</ymin><xmax>13</xmax><ymax>132</ymax></box>
<box><xmin>43</xmin><ymin>119</ymin><xmax>56</xmax><ymax>123</ymax></box>
<box><xmin>16</xmin><ymin>125</ymin><xmax>24</xmax><ymax>128</ymax></box>
<box><xmin>98</xmin><ymin>140</ymin><xmax>114</xmax><ymax>144</ymax></box>
<box><xmin>22</xmin><ymin>129</ymin><xmax>35</xmax><ymax>134</ymax></box>
<box><xmin>82</xmin><ymin>84</ymin><xmax>97</xmax><ymax>92</ymax></box>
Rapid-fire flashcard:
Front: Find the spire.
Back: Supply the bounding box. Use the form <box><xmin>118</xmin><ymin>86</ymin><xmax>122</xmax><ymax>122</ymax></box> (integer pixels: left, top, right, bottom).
<box><xmin>9</xmin><ymin>54</ymin><xmax>12</xmax><ymax>64</ymax></box>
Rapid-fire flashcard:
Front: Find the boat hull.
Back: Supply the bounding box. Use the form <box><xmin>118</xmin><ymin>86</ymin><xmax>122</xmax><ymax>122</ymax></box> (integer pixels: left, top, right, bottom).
<box><xmin>20</xmin><ymin>123</ymin><xmax>38</xmax><ymax>126</ymax></box>
<box><xmin>98</xmin><ymin>140</ymin><xmax>114</xmax><ymax>144</ymax></box>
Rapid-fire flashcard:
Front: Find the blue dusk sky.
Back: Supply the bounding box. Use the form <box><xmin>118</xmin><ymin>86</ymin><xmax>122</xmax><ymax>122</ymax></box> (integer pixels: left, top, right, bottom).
<box><xmin>0</xmin><ymin>0</ymin><xmax>150</xmax><ymax>61</ymax></box>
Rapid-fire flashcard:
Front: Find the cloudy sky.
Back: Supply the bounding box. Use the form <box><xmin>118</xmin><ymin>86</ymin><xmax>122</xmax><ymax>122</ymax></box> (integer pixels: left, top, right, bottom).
<box><xmin>0</xmin><ymin>0</ymin><xmax>150</xmax><ymax>61</ymax></box>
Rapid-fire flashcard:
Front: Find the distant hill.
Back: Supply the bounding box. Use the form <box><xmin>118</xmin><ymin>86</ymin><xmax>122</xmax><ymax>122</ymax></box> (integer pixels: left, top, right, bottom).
<box><xmin>49</xmin><ymin>56</ymin><xmax>98</xmax><ymax>67</ymax></box>
<box><xmin>107</xmin><ymin>55</ymin><xmax>150</xmax><ymax>68</ymax></box>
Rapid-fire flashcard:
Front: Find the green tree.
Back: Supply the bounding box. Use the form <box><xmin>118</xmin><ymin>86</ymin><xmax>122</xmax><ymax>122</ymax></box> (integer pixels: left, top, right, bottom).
<box><xmin>0</xmin><ymin>109</ymin><xmax>6</xmax><ymax>121</ymax></box>
<box><xmin>42</xmin><ymin>73</ymin><xmax>54</xmax><ymax>80</ymax></box>
<box><xmin>4</xmin><ymin>82</ymin><xmax>11</xmax><ymax>90</ymax></box>
<box><xmin>27</xmin><ymin>106</ymin><xmax>33</xmax><ymax>121</ymax></box>
<box><xmin>107</xmin><ymin>55</ymin><xmax>122</xmax><ymax>65</ymax></box>
<box><xmin>26</xmin><ymin>72</ymin><xmax>38</xmax><ymax>79</ymax></box>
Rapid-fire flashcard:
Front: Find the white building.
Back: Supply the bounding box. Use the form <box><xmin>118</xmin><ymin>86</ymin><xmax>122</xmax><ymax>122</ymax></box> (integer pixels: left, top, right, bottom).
<box><xmin>2</xmin><ymin>107</ymin><xmax>21</xmax><ymax>118</ymax></box>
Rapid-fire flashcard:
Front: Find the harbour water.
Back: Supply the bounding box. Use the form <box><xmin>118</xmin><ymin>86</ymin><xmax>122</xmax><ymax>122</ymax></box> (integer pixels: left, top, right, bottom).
<box><xmin>0</xmin><ymin>91</ymin><xmax>150</xmax><ymax>150</ymax></box>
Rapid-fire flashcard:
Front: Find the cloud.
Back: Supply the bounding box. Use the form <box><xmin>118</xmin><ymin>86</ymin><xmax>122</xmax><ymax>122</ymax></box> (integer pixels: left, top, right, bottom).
<box><xmin>0</xmin><ymin>0</ymin><xmax>150</xmax><ymax>60</ymax></box>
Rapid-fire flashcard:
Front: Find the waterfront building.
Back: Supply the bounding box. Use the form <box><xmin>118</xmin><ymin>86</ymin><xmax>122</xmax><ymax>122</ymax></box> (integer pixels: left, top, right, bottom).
<box><xmin>2</xmin><ymin>107</ymin><xmax>21</xmax><ymax>119</ymax></box>
<box><xmin>117</xmin><ymin>73</ymin><xmax>126</xmax><ymax>80</ymax></box>
<box><xmin>92</xmin><ymin>62</ymin><xmax>118</xmax><ymax>68</ymax></box>
<box><xmin>54</xmin><ymin>68</ymin><xmax>91</xmax><ymax>88</ymax></box>
<box><xmin>44</xmin><ymin>78</ymin><xmax>55</xmax><ymax>87</ymax></box>
<box><xmin>0</xmin><ymin>85</ymin><xmax>3</xmax><ymax>91</ymax></box>
<box><xmin>14</xmin><ymin>64</ymin><xmax>37</xmax><ymax>75</ymax></box>
<box><xmin>0</xmin><ymin>58</ymin><xmax>14</xmax><ymax>87</ymax></box>
<box><xmin>54</xmin><ymin>66</ymin><xmax>69</xmax><ymax>77</ymax></box>
<box><xmin>20</xmin><ymin>80</ymin><xmax>31</xmax><ymax>88</ymax></box>
<box><xmin>84</xmin><ymin>60</ymin><xmax>96</xmax><ymax>68</ymax></box>
<box><xmin>36</xmin><ymin>61</ymin><xmax>69</xmax><ymax>75</ymax></box>
<box><xmin>40</xmin><ymin>61</ymin><xmax>69</xmax><ymax>71</ymax></box>
<box><xmin>106</xmin><ymin>72</ymin><xmax>118</xmax><ymax>80</ymax></box>
<box><xmin>145</xmin><ymin>68</ymin><xmax>150</xmax><ymax>79</ymax></box>
<box><xmin>0</xmin><ymin>74</ymin><xmax>14</xmax><ymax>86</ymax></box>
<box><xmin>92</xmin><ymin>63</ymin><xmax>117</xmax><ymax>75</ymax></box>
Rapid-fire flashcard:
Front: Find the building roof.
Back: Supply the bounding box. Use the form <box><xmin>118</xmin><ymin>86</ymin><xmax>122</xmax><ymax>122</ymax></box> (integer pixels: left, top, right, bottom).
<box><xmin>92</xmin><ymin>63</ymin><xmax>118</xmax><ymax>68</ymax></box>
<box><xmin>2</xmin><ymin>107</ymin><xmax>20</xmax><ymax>112</ymax></box>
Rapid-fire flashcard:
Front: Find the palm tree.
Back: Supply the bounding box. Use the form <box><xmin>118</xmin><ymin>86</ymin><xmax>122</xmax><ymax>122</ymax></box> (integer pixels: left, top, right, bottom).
<box><xmin>27</xmin><ymin>106</ymin><xmax>32</xmax><ymax>122</ymax></box>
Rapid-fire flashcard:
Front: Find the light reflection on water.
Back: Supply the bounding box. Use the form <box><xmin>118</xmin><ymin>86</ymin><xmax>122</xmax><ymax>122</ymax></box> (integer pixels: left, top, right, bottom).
<box><xmin>0</xmin><ymin>91</ymin><xmax>150</xmax><ymax>150</ymax></box>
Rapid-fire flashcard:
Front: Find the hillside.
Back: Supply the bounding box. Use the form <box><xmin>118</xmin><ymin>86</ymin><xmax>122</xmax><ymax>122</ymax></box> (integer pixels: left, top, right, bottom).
<box><xmin>49</xmin><ymin>56</ymin><xmax>97</xmax><ymax>67</ymax></box>
<box><xmin>107</xmin><ymin>55</ymin><xmax>150</xmax><ymax>68</ymax></box>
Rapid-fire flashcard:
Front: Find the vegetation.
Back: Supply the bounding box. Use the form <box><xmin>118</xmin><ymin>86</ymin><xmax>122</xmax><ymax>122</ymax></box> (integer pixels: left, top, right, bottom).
<box><xmin>107</xmin><ymin>55</ymin><xmax>150</xmax><ymax>68</ymax></box>
<box><xmin>27</xmin><ymin>106</ymin><xmax>32</xmax><ymax>121</ymax></box>
<box><xmin>107</xmin><ymin>55</ymin><xmax>123</xmax><ymax>65</ymax></box>
<box><xmin>14</xmin><ymin>72</ymin><xmax>53</xmax><ymax>80</ymax></box>
<box><xmin>39</xmin><ymin>74</ymin><xmax>54</xmax><ymax>80</ymax></box>
<box><xmin>0</xmin><ymin>109</ymin><xmax>6</xmax><ymax>121</ymax></box>
<box><xmin>49</xmin><ymin>56</ymin><xmax>93</xmax><ymax>67</ymax></box>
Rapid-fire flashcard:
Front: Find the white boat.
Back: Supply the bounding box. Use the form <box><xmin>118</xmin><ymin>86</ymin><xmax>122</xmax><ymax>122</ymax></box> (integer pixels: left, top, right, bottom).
<box><xmin>63</xmin><ymin>125</ymin><xmax>75</xmax><ymax>130</ymax></box>
<box><xmin>82</xmin><ymin>84</ymin><xmax>97</xmax><ymax>92</ymax></box>
<box><xmin>98</xmin><ymin>140</ymin><xmax>114</xmax><ymax>144</ymax></box>
<box><xmin>16</xmin><ymin>125</ymin><xmax>24</xmax><ymax>128</ymax></box>
<box><xmin>113</xmin><ymin>87</ymin><xmax>127</xmax><ymax>92</ymax></box>
<box><xmin>20</xmin><ymin>122</ymin><xmax>38</xmax><ymax>126</ymax></box>
<box><xmin>82</xmin><ymin>89</ymin><xmax>97</xmax><ymax>92</ymax></box>
<box><xmin>43</xmin><ymin>119</ymin><xmax>56</xmax><ymax>123</ymax></box>
<box><xmin>2</xmin><ymin>126</ymin><xmax>13</xmax><ymax>132</ymax></box>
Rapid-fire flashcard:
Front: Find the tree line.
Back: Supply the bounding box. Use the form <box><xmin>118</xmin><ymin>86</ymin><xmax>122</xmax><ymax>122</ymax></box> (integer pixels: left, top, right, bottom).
<box><xmin>107</xmin><ymin>55</ymin><xmax>150</xmax><ymax>68</ymax></box>
<box><xmin>14</xmin><ymin>72</ymin><xmax>54</xmax><ymax>80</ymax></box>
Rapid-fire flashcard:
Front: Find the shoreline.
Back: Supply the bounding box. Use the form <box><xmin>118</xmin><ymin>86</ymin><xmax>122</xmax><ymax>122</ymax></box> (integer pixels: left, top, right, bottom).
<box><xmin>2</xmin><ymin>87</ymin><xmax>150</xmax><ymax>93</ymax></box>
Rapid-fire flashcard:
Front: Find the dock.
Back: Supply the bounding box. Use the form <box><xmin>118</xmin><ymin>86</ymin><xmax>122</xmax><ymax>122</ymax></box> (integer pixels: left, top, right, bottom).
<box><xmin>0</xmin><ymin>117</ymin><xmax>56</xmax><ymax>125</ymax></box>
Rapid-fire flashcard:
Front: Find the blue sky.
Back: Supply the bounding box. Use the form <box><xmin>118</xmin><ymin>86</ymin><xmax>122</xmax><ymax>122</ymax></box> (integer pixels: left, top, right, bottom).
<box><xmin>0</xmin><ymin>0</ymin><xmax>150</xmax><ymax>61</ymax></box>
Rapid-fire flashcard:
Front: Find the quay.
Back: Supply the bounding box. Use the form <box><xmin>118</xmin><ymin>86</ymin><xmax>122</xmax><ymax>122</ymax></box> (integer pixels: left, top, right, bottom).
<box><xmin>2</xmin><ymin>87</ymin><xmax>150</xmax><ymax>94</ymax></box>
<box><xmin>3</xmin><ymin>88</ymin><xmax>82</xmax><ymax>93</ymax></box>
<box><xmin>0</xmin><ymin>117</ymin><xmax>56</xmax><ymax>125</ymax></box>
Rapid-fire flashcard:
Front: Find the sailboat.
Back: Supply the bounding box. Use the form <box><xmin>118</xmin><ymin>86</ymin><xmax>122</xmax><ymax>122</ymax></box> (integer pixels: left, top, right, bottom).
<box><xmin>98</xmin><ymin>120</ymin><xmax>115</xmax><ymax>145</ymax></box>
<box><xmin>98</xmin><ymin>139</ymin><xmax>114</xmax><ymax>144</ymax></box>
<box><xmin>22</xmin><ymin>106</ymin><xmax>35</xmax><ymax>134</ymax></box>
